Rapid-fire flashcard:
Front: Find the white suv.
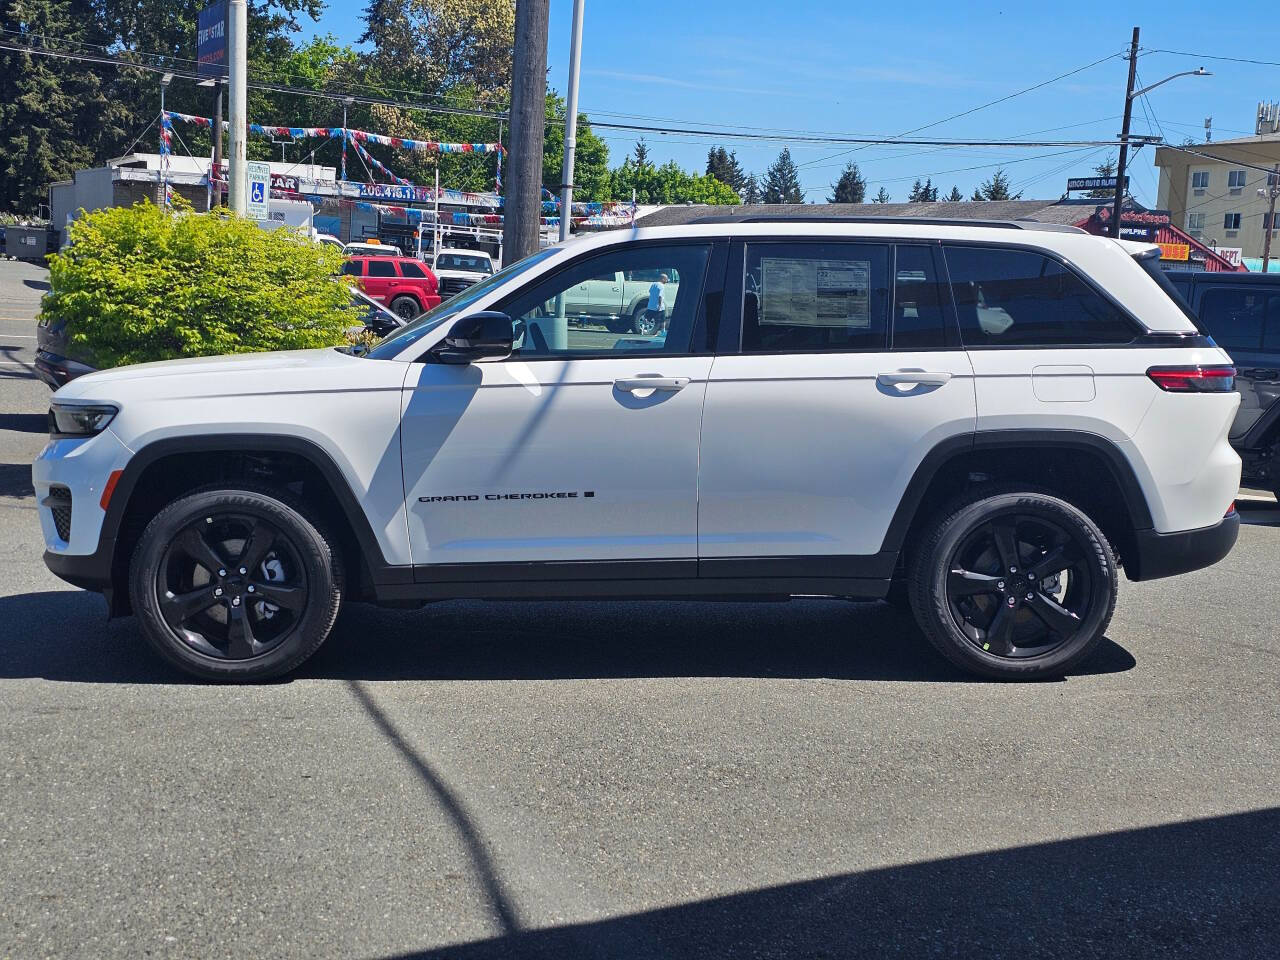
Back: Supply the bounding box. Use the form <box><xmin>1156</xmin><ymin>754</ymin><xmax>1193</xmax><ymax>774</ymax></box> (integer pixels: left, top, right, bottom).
<box><xmin>34</xmin><ymin>217</ymin><xmax>1242</xmax><ymax>681</ymax></box>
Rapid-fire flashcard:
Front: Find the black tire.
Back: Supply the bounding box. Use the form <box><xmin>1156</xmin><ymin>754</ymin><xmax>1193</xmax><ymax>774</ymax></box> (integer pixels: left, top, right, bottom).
<box><xmin>632</xmin><ymin>304</ymin><xmax>661</xmax><ymax>337</ymax></box>
<box><xmin>604</xmin><ymin>318</ymin><xmax>631</xmax><ymax>334</ymax></box>
<box><xmin>128</xmin><ymin>486</ymin><xmax>343</xmax><ymax>681</ymax></box>
<box><xmin>907</xmin><ymin>486</ymin><xmax>1117</xmax><ymax>680</ymax></box>
<box><xmin>391</xmin><ymin>295</ymin><xmax>421</xmax><ymax>320</ymax></box>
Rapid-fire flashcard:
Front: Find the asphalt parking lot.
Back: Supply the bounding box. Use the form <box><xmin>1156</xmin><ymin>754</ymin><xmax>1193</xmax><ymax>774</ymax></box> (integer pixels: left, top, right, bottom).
<box><xmin>1</xmin><ymin>261</ymin><xmax>1278</xmax><ymax>959</ymax></box>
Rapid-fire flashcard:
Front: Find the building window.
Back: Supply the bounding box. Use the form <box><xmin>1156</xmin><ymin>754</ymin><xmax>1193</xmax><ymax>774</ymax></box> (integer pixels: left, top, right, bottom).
<box><xmin>1265</xmin><ymin>213</ymin><xmax>1280</xmax><ymax>231</ymax></box>
<box><xmin>1224</xmin><ymin>213</ymin><xmax>1242</xmax><ymax>230</ymax></box>
<box><xmin>1191</xmin><ymin>171</ymin><xmax>1210</xmax><ymax>190</ymax></box>
<box><xmin>1228</xmin><ymin>170</ymin><xmax>1247</xmax><ymax>189</ymax></box>
<box><xmin>1188</xmin><ymin>212</ymin><xmax>1206</xmax><ymax>231</ymax></box>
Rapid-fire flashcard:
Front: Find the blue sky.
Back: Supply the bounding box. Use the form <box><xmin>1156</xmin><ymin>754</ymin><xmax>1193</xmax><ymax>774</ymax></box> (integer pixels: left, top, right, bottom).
<box><xmin>309</xmin><ymin>0</ymin><xmax>1277</xmax><ymax>205</ymax></box>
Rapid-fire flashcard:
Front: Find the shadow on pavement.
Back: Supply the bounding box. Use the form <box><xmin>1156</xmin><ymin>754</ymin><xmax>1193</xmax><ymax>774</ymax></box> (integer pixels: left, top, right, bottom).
<box><xmin>0</xmin><ymin>591</ymin><xmax>1135</xmax><ymax>684</ymax></box>
<box><xmin>0</xmin><ymin>413</ymin><xmax>47</xmax><ymax>433</ymax></box>
<box><xmin>377</xmin><ymin>807</ymin><xmax>1280</xmax><ymax>960</ymax></box>
<box><xmin>0</xmin><ymin>462</ymin><xmax>35</xmax><ymax>498</ymax></box>
<box><xmin>22</xmin><ymin>278</ymin><xmax>50</xmax><ymax>291</ymax></box>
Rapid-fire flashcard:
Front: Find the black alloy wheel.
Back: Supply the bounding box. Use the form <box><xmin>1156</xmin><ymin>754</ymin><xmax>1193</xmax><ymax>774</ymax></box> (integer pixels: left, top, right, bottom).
<box><xmin>945</xmin><ymin>514</ymin><xmax>1093</xmax><ymax>660</ymax></box>
<box><xmin>633</xmin><ymin>306</ymin><xmax>661</xmax><ymax>337</ymax></box>
<box><xmin>130</xmin><ymin>487</ymin><xmax>342</xmax><ymax>681</ymax></box>
<box><xmin>908</xmin><ymin>488</ymin><xmax>1117</xmax><ymax>680</ymax></box>
<box><xmin>391</xmin><ymin>296</ymin><xmax>420</xmax><ymax>321</ymax></box>
<box><xmin>156</xmin><ymin>513</ymin><xmax>308</xmax><ymax>661</ymax></box>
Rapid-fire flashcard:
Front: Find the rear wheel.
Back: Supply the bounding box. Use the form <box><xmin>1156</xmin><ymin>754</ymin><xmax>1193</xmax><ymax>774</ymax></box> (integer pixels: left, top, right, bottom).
<box><xmin>632</xmin><ymin>304</ymin><xmax>661</xmax><ymax>336</ymax></box>
<box><xmin>908</xmin><ymin>487</ymin><xmax>1117</xmax><ymax>680</ymax></box>
<box><xmin>129</xmin><ymin>487</ymin><xmax>343</xmax><ymax>681</ymax></box>
<box><xmin>391</xmin><ymin>295</ymin><xmax>421</xmax><ymax>320</ymax></box>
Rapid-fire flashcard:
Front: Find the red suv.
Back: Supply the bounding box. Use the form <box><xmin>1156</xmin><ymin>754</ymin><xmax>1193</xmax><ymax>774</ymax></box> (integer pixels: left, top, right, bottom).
<box><xmin>342</xmin><ymin>256</ymin><xmax>441</xmax><ymax>320</ymax></box>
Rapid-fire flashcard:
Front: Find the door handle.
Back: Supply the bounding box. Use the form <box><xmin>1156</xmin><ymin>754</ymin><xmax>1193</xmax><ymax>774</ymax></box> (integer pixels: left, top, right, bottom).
<box><xmin>614</xmin><ymin>376</ymin><xmax>689</xmax><ymax>393</ymax></box>
<box><xmin>877</xmin><ymin>370</ymin><xmax>953</xmax><ymax>387</ymax></box>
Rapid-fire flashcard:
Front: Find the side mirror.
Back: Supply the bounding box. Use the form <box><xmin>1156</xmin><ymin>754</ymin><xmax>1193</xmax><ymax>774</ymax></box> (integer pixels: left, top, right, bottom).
<box><xmin>431</xmin><ymin>312</ymin><xmax>514</xmax><ymax>364</ymax></box>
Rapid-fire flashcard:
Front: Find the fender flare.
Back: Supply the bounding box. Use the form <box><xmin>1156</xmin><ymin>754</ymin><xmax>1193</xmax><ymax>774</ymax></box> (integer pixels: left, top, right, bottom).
<box><xmin>877</xmin><ymin>429</ymin><xmax>1154</xmax><ymax>556</ymax></box>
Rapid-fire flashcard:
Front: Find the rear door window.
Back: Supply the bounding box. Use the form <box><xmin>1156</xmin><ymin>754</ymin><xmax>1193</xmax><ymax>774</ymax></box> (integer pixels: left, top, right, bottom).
<box><xmin>366</xmin><ymin>260</ymin><xmax>397</xmax><ymax>278</ymax></box>
<box><xmin>892</xmin><ymin>245</ymin><xmax>949</xmax><ymax>350</ymax></box>
<box><xmin>943</xmin><ymin>246</ymin><xmax>1137</xmax><ymax>346</ymax></box>
<box><xmin>1199</xmin><ymin>289</ymin><xmax>1266</xmax><ymax>352</ymax></box>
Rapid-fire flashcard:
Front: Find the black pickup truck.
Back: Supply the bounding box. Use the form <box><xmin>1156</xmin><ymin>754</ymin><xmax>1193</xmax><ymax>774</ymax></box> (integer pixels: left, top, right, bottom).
<box><xmin>1168</xmin><ymin>271</ymin><xmax>1280</xmax><ymax>494</ymax></box>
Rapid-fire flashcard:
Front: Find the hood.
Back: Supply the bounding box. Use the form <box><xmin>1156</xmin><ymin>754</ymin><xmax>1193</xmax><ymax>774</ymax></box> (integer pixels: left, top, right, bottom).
<box><xmin>53</xmin><ymin>347</ymin><xmax>381</xmax><ymax>401</ymax></box>
<box><xmin>435</xmin><ymin>268</ymin><xmax>490</xmax><ymax>280</ymax></box>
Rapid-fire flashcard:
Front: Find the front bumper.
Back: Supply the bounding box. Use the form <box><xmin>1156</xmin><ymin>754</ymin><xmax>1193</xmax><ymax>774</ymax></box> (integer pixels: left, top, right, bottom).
<box><xmin>1125</xmin><ymin>511</ymin><xmax>1241</xmax><ymax>581</ymax></box>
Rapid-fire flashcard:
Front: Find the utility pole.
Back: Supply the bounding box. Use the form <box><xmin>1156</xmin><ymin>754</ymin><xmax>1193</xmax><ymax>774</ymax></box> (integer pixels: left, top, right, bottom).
<box><xmin>558</xmin><ymin>0</ymin><xmax>585</xmax><ymax>242</ymax></box>
<box><xmin>1111</xmin><ymin>26</ymin><xmax>1140</xmax><ymax>239</ymax></box>
<box><xmin>226</xmin><ymin>0</ymin><xmax>248</xmax><ymax>215</ymax></box>
<box><xmin>1262</xmin><ymin>164</ymin><xmax>1280</xmax><ymax>274</ymax></box>
<box><xmin>211</xmin><ymin>81</ymin><xmax>223</xmax><ymax>207</ymax></box>
<box><xmin>502</xmin><ymin>0</ymin><xmax>550</xmax><ymax>263</ymax></box>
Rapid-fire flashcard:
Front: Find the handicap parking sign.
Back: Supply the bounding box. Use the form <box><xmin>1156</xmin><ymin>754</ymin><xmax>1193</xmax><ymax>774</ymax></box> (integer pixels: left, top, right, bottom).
<box><xmin>245</xmin><ymin>161</ymin><xmax>271</xmax><ymax>219</ymax></box>
<box><xmin>251</xmin><ymin>182</ymin><xmax>265</xmax><ymax>203</ymax></box>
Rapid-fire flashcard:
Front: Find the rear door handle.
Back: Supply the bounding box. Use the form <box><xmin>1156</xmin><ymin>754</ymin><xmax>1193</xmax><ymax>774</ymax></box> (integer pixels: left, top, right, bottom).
<box><xmin>614</xmin><ymin>376</ymin><xmax>689</xmax><ymax>393</ymax></box>
<box><xmin>877</xmin><ymin>370</ymin><xmax>953</xmax><ymax>386</ymax></box>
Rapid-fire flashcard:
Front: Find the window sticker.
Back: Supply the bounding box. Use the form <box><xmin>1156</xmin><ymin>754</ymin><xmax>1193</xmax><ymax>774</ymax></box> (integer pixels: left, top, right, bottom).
<box><xmin>760</xmin><ymin>258</ymin><xmax>871</xmax><ymax>328</ymax></box>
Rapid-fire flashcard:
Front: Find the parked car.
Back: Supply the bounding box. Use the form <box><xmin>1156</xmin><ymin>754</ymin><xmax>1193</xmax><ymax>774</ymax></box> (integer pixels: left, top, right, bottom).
<box><xmin>342</xmin><ymin>241</ymin><xmax>403</xmax><ymax>258</ymax></box>
<box><xmin>432</xmin><ymin>248</ymin><xmax>495</xmax><ymax>299</ymax></box>
<box><xmin>341</xmin><ymin>255</ymin><xmax>441</xmax><ymax>320</ymax></box>
<box><xmin>35</xmin><ymin>217</ymin><xmax>1241</xmax><ymax>682</ymax></box>
<box><xmin>34</xmin><ymin>287</ymin><xmax>397</xmax><ymax>389</ymax></box>
<box><xmin>556</xmin><ymin>265</ymin><xmax>681</xmax><ymax>336</ymax></box>
<box><xmin>1166</xmin><ymin>270</ymin><xmax>1280</xmax><ymax>494</ymax></box>
<box><xmin>312</xmin><ymin>232</ymin><xmax>344</xmax><ymax>252</ymax></box>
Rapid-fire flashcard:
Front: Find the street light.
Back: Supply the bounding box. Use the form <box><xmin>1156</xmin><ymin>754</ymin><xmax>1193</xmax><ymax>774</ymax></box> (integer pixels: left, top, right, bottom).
<box><xmin>1111</xmin><ymin>27</ymin><xmax>1212</xmax><ymax>238</ymax></box>
<box><xmin>342</xmin><ymin>96</ymin><xmax>354</xmax><ymax>181</ymax></box>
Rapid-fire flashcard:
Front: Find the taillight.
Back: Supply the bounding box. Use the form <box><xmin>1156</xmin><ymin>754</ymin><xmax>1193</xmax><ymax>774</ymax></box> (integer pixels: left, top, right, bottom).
<box><xmin>1146</xmin><ymin>365</ymin><xmax>1236</xmax><ymax>392</ymax></box>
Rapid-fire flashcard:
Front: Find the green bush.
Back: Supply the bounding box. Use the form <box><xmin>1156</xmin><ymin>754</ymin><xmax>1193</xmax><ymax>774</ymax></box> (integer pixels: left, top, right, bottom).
<box><xmin>42</xmin><ymin>200</ymin><xmax>355</xmax><ymax>368</ymax></box>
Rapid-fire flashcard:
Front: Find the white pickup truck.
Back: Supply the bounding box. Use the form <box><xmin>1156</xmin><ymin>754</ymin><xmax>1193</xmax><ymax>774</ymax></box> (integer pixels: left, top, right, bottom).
<box><xmin>564</xmin><ymin>267</ymin><xmax>682</xmax><ymax>335</ymax></box>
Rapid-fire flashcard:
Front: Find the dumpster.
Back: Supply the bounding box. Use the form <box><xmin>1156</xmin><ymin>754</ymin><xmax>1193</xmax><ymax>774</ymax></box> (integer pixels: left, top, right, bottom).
<box><xmin>4</xmin><ymin>225</ymin><xmax>50</xmax><ymax>262</ymax></box>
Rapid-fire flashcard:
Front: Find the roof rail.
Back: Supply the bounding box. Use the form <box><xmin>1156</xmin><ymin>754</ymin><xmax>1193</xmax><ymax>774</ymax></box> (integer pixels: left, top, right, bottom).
<box><xmin>687</xmin><ymin>214</ymin><xmax>1085</xmax><ymax>234</ymax></box>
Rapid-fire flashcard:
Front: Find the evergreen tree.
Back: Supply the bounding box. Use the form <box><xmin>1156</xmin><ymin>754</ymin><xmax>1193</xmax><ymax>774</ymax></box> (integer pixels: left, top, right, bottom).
<box><xmin>828</xmin><ymin>161</ymin><xmax>866</xmax><ymax>203</ymax></box>
<box><xmin>971</xmin><ymin>168</ymin><xmax>1021</xmax><ymax>201</ymax></box>
<box><xmin>907</xmin><ymin>178</ymin><xmax>938</xmax><ymax>202</ymax></box>
<box><xmin>945</xmin><ymin>185</ymin><xmax>963</xmax><ymax>202</ymax></box>
<box><xmin>1087</xmin><ymin>156</ymin><xmax>1118</xmax><ymax>197</ymax></box>
<box><xmin>762</xmin><ymin>147</ymin><xmax>803</xmax><ymax>204</ymax></box>
<box><xmin>742</xmin><ymin>173</ymin><xmax>762</xmax><ymax>205</ymax></box>
<box><xmin>871</xmin><ymin>187</ymin><xmax>891</xmax><ymax>203</ymax></box>
<box><xmin>632</xmin><ymin>138</ymin><xmax>651</xmax><ymax>170</ymax></box>
<box><xmin>705</xmin><ymin>145</ymin><xmax>746</xmax><ymax>194</ymax></box>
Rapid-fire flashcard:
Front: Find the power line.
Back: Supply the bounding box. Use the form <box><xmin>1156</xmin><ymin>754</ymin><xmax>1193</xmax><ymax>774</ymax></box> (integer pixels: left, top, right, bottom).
<box><xmin>1146</xmin><ymin>48</ymin><xmax>1280</xmax><ymax>68</ymax></box>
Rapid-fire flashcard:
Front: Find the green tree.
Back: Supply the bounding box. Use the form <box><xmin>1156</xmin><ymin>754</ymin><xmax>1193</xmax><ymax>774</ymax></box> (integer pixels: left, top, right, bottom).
<box><xmin>1087</xmin><ymin>156</ymin><xmax>1118</xmax><ymax>198</ymax></box>
<box><xmin>871</xmin><ymin>187</ymin><xmax>891</xmax><ymax>203</ymax></box>
<box><xmin>542</xmin><ymin>92</ymin><xmax>610</xmax><ymax>200</ymax></box>
<box><xmin>706</xmin><ymin>146</ymin><xmax>746</xmax><ymax>195</ymax></box>
<box><xmin>907</xmin><ymin>177</ymin><xmax>938</xmax><ymax>202</ymax></box>
<box><xmin>971</xmin><ymin>168</ymin><xmax>1021</xmax><ymax>201</ymax></box>
<box><xmin>42</xmin><ymin>200</ymin><xmax>355</xmax><ymax>367</ymax></box>
<box><xmin>763</xmin><ymin>147</ymin><xmax>803</xmax><ymax>203</ymax></box>
<box><xmin>742</xmin><ymin>173</ymin><xmax>762</xmax><ymax>204</ymax></box>
<box><xmin>828</xmin><ymin>161</ymin><xmax>866</xmax><ymax>203</ymax></box>
<box><xmin>945</xmin><ymin>185</ymin><xmax>963</xmax><ymax>202</ymax></box>
<box><xmin>607</xmin><ymin>158</ymin><xmax>739</xmax><ymax>205</ymax></box>
<box><xmin>632</xmin><ymin>138</ymin><xmax>651</xmax><ymax>170</ymax></box>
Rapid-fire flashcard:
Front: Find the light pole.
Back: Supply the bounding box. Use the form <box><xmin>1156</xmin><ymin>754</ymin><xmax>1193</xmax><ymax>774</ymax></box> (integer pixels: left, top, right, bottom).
<box><xmin>558</xmin><ymin>0</ymin><xmax>585</xmax><ymax>243</ymax></box>
<box><xmin>198</xmin><ymin>75</ymin><xmax>223</xmax><ymax>209</ymax></box>
<box><xmin>1111</xmin><ymin>26</ymin><xmax>1210</xmax><ymax>238</ymax></box>
<box><xmin>1260</xmin><ymin>165</ymin><xmax>1280</xmax><ymax>274</ymax></box>
<box><xmin>342</xmin><ymin>96</ymin><xmax>354</xmax><ymax>182</ymax></box>
<box><xmin>227</xmin><ymin>0</ymin><xmax>248</xmax><ymax>216</ymax></box>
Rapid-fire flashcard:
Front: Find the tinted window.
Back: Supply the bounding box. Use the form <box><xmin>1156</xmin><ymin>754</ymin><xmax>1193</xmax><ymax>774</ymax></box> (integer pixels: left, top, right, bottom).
<box><xmin>742</xmin><ymin>242</ymin><xmax>889</xmax><ymax>352</ymax></box>
<box><xmin>436</xmin><ymin>254</ymin><xmax>491</xmax><ymax>272</ymax></box>
<box><xmin>366</xmin><ymin>260</ymin><xmax>397</xmax><ymax>278</ymax></box>
<box><xmin>498</xmin><ymin>244</ymin><xmax>711</xmax><ymax>357</ymax></box>
<box><xmin>1266</xmin><ymin>297</ymin><xmax>1280</xmax><ymax>353</ymax></box>
<box><xmin>398</xmin><ymin>261</ymin><xmax>428</xmax><ymax>278</ymax></box>
<box><xmin>943</xmin><ymin>246</ymin><xmax>1136</xmax><ymax>346</ymax></box>
<box><xmin>340</xmin><ymin>261</ymin><xmax>362</xmax><ymax>276</ymax></box>
<box><xmin>892</xmin><ymin>246</ymin><xmax>948</xmax><ymax>350</ymax></box>
<box><xmin>1200</xmin><ymin>289</ymin><xmax>1266</xmax><ymax>352</ymax></box>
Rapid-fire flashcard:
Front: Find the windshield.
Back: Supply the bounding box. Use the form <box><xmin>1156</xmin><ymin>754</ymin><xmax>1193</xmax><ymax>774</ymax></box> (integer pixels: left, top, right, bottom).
<box><xmin>365</xmin><ymin>246</ymin><xmax>559</xmax><ymax>360</ymax></box>
<box><xmin>437</xmin><ymin>253</ymin><xmax>492</xmax><ymax>273</ymax></box>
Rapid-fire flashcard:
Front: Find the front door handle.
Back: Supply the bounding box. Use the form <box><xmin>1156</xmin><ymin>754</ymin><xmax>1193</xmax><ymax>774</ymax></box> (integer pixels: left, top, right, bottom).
<box><xmin>614</xmin><ymin>375</ymin><xmax>689</xmax><ymax>393</ymax></box>
<box><xmin>877</xmin><ymin>370</ymin><xmax>953</xmax><ymax>387</ymax></box>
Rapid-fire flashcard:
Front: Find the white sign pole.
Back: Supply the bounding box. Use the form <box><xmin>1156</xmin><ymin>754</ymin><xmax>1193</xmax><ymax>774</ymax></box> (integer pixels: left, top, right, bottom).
<box><xmin>227</xmin><ymin>0</ymin><xmax>248</xmax><ymax>215</ymax></box>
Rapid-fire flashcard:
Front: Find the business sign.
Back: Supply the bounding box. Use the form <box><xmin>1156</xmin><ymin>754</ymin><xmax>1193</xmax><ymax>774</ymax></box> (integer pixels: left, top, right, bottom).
<box><xmin>246</xmin><ymin>161</ymin><xmax>271</xmax><ymax>220</ymax></box>
<box><xmin>1119</xmin><ymin>225</ymin><xmax>1157</xmax><ymax>241</ymax></box>
<box><xmin>1158</xmin><ymin>242</ymin><xmax>1191</xmax><ymax>262</ymax></box>
<box><xmin>1067</xmin><ymin>176</ymin><xmax>1129</xmax><ymax>193</ymax></box>
<box><xmin>196</xmin><ymin>1</ymin><xmax>227</xmax><ymax>78</ymax></box>
<box><xmin>357</xmin><ymin>182</ymin><xmax>434</xmax><ymax>203</ymax></box>
<box><xmin>1217</xmin><ymin>246</ymin><xmax>1244</xmax><ymax>268</ymax></box>
<box><xmin>214</xmin><ymin>164</ymin><xmax>297</xmax><ymax>192</ymax></box>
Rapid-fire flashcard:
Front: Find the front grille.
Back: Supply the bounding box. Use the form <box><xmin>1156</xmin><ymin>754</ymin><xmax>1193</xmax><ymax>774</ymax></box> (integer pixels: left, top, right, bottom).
<box><xmin>440</xmin><ymin>277</ymin><xmax>475</xmax><ymax>298</ymax></box>
<box><xmin>47</xmin><ymin>485</ymin><xmax>72</xmax><ymax>541</ymax></box>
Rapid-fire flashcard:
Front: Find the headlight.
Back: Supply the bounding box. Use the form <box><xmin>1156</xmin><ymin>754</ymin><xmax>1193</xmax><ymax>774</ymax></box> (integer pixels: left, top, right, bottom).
<box><xmin>49</xmin><ymin>403</ymin><xmax>118</xmax><ymax>437</ymax></box>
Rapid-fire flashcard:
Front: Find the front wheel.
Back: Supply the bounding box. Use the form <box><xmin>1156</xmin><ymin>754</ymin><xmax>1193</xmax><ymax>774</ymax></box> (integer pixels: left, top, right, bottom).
<box><xmin>129</xmin><ymin>487</ymin><xmax>343</xmax><ymax>681</ymax></box>
<box><xmin>908</xmin><ymin>488</ymin><xmax>1117</xmax><ymax>680</ymax></box>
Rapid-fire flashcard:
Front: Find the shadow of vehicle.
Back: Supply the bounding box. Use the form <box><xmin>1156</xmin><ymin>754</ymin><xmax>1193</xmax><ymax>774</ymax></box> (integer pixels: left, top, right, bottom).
<box><xmin>0</xmin><ymin>413</ymin><xmax>48</xmax><ymax>433</ymax></box>
<box><xmin>0</xmin><ymin>591</ymin><xmax>1135</xmax><ymax>685</ymax></box>
<box><xmin>374</xmin><ymin>806</ymin><xmax>1280</xmax><ymax>960</ymax></box>
<box><xmin>0</xmin><ymin>463</ymin><xmax>35</xmax><ymax>498</ymax></box>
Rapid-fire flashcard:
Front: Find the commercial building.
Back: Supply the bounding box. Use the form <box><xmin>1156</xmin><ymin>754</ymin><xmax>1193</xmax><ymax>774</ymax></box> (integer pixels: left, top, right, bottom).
<box><xmin>1154</xmin><ymin>103</ymin><xmax>1280</xmax><ymax>263</ymax></box>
